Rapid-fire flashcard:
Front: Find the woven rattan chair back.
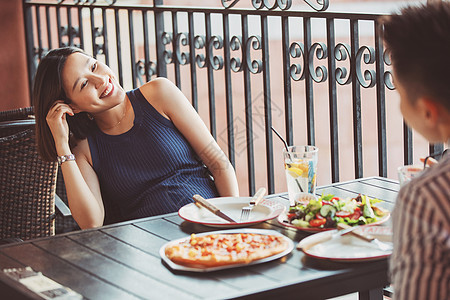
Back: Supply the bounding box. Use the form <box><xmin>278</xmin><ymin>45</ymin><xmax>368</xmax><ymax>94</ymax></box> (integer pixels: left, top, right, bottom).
<box><xmin>0</xmin><ymin>107</ymin><xmax>79</xmax><ymax>235</ymax></box>
<box><xmin>0</xmin><ymin>129</ymin><xmax>58</xmax><ymax>240</ymax></box>
<box><xmin>0</xmin><ymin>107</ymin><xmax>34</xmax><ymax>122</ymax></box>
<box><xmin>0</xmin><ymin>107</ymin><xmax>35</xmax><ymax>137</ymax></box>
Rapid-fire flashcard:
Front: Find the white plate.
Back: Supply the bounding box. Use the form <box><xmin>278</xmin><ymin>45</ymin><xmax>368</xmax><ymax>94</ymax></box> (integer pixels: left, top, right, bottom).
<box><xmin>297</xmin><ymin>226</ymin><xmax>393</xmax><ymax>262</ymax></box>
<box><xmin>178</xmin><ymin>197</ymin><xmax>285</xmax><ymax>228</ymax></box>
<box><xmin>160</xmin><ymin>228</ymin><xmax>294</xmax><ymax>272</ymax></box>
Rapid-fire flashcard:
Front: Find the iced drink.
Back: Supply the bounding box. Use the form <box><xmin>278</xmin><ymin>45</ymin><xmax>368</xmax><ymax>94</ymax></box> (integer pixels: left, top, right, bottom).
<box><xmin>283</xmin><ymin>146</ymin><xmax>318</xmax><ymax>206</ymax></box>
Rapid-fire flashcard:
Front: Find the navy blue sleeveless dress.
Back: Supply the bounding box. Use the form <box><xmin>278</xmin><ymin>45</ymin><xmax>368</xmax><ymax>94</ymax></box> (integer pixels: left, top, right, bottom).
<box><xmin>87</xmin><ymin>88</ymin><xmax>218</xmax><ymax>224</ymax></box>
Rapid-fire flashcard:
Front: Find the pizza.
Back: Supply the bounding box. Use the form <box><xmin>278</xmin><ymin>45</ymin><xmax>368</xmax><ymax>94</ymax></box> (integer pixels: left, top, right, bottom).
<box><xmin>164</xmin><ymin>232</ymin><xmax>289</xmax><ymax>268</ymax></box>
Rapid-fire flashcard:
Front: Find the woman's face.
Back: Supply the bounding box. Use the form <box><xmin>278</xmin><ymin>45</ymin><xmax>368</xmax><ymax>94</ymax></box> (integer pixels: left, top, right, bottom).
<box><xmin>61</xmin><ymin>52</ymin><xmax>125</xmax><ymax>114</ymax></box>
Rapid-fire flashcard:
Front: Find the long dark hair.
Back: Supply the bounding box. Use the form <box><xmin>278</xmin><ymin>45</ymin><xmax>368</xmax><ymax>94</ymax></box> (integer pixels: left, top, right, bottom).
<box><xmin>33</xmin><ymin>47</ymin><xmax>96</xmax><ymax>161</ymax></box>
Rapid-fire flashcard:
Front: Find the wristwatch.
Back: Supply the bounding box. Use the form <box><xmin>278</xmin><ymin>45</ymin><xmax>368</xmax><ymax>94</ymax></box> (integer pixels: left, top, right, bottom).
<box><xmin>57</xmin><ymin>154</ymin><xmax>75</xmax><ymax>165</ymax></box>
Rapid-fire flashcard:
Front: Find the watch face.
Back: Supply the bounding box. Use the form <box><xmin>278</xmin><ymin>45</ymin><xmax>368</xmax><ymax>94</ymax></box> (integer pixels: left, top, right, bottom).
<box><xmin>58</xmin><ymin>154</ymin><xmax>75</xmax><ymax>165</ymax></box>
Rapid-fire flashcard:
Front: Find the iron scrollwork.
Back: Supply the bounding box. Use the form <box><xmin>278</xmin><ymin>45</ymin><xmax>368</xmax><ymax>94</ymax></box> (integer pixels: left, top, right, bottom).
<box><xmin>208</xmin><ymin>36</ymin><xmax>225</xmax><ymax>70</ymax></box>
<box><xmin>221</xmin><ymin>0</ymin><xmax>240</xmax><ymax>9</ymax></box>
<box><xmin>383</xmin><ymin>50</ymin><xmax>395</xmax><ymax>90</ymax></box>
<box><xmin>309</xmin><ymin>42</ymin><xmax>328</xmax><ymax>83</ymax></box>
<box><xmin>56</xmin><ymin>0</ymin><xmax>117</xmax><ymax>5</ymax></box>
<box><xmin>175</xmin><ymin>32</ymin><xmax>190</xmax><ymax>65</ymax></box>
<box><xmin>289</xmin><ymin>42</ymin><xmax>305</xmax><ymax>81</ymax></box>
<box><xmin>356</xmin><ymin>45</ymin><xmax>376</xmax><ymax>88</ymax></box>
<box><xmin>136</xmin><ymin>59</ymin><xmax>157</xmax><ymax>85</ymax></box>
<box><xmin>230</xmin><ymin>36</ymin><xmax>244</xmax><ymax>72</ymax></box>
<box><xmin>303</xmin><ymin>0</ymin><xmax>329</xmax><ymax>11</ymax></box>
<box><xmin>246</xmin><ymin>35</ymin><xmax>263</xmax><ymax>74</ymax></box>
<box><xmin>92</xmin><ymin>26</ymin><xmax>104</xmax><ymax>56</ymax></box>
<box><xmin>194</xmin><ymin>35</ymin><xmax>207</xmax><ymax>68</ymax></box>
<box><xmin>221</xmin><ymin>0</ymin><xmax>328</xmax><ymax>11</ymax></box>
<box><xmin>228</xmin><ymin>35</ymin><xmax>263</xmax><ymax>73</ymax></box>
<box><xmin>334</xmin><ymin>43</ymin><xmax>352</xmax><ymax>85</ymax></box>
<box><xmin>193</xmin><ymin>35</ymin><xmax>225</xmax><ymax>70</ymax></box>
<box><xmin>161</xmin><ymin>32</ymin><xmax>173</xmax><ymax>64</ymax></box>
<box><xmin>59</xmin><ymin>25</ymin><xmax>81</xmax><ymax>48</ymax></box>
<box><xmin>250</xmin><ymin>0</ymin><xmax>288</xmax><ymax>10</ymax></box>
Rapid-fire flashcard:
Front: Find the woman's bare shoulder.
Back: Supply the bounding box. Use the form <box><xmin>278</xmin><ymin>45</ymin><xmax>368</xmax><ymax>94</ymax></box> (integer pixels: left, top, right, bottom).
<box><xmin>140</xmin><ymin>77</ymin><xmax>175</xmax><ymax>92</ymax></box>
<box><xmin>138</xmin><ymin>77</ymin><xmax>181</xmax><ymax>118</ymax></box>
<box><xmin>139</xmin><ymin>78</ymin><xmax>178</xmax><ymax>100</ymax></box>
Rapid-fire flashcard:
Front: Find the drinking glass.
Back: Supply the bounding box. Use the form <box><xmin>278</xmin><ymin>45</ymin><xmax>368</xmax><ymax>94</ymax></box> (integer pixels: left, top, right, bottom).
<box><xmin>397</xmin><ymin>165</ymin><xmax>423</xmax><ymax>186</ymax></box>
<box><xmin>283</xmin><ymin>146</ymin><xmax>319</xmax><ymax>206</ymax></box>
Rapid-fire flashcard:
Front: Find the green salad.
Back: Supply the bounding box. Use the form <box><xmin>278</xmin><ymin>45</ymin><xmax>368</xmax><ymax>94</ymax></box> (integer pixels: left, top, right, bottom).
<box><xmin>287</xmin><ymin>194</ymin><xmax>388</xmax><ymax>229</ymax></box>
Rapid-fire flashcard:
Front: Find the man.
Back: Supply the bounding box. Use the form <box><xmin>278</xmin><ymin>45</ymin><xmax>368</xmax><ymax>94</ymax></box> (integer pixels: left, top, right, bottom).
<box><xmin>381</xmin><ymin>2</ymin><xmax>450</xmax><ymax>300</ymax></box>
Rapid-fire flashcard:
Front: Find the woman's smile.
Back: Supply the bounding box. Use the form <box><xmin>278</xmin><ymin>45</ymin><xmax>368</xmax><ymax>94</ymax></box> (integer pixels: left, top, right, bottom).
<box><xmin>100</xmin><ymin>77</ymin><xmax>114</xmax><ymax>98</ymax></box>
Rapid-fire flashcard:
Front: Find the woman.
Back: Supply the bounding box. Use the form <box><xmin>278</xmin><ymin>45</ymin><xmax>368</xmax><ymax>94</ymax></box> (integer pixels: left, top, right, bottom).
<box><xmin>34</xmin><ymin>47</ymin><xmax>239</xmax><ymax>229</ymax></box>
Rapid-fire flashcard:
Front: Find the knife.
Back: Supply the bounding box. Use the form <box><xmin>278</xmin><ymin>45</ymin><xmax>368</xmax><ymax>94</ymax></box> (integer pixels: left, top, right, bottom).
<box><xmin>338</xmin><ymin>223</ymin><xmax>393</xmax><ymax>252</ymax></box>
<box><xmin>193</xmin><ymin>194</ymin><xmax>237</xmax><ymax>223</ymax></box>
<box><xmin>297</xmin><ymin>225</ymin><xmax>360</xmax><ymax>250</ymax></box>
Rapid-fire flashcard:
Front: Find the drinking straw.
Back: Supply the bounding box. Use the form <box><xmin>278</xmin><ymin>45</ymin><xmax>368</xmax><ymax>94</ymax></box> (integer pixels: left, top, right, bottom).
<box><xmin>271</xmin><ymin>126</ymin><xmax>290</xmax><ymax>153</ymax></box>
<box><xmin>271</xmin><ymin>126</ymin><xmax>304</xmax><ymax>193</ymax></box>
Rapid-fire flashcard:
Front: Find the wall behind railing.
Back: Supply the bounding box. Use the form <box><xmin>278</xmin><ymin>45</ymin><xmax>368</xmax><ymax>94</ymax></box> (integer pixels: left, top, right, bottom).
<box><xmin>21</xmin><ymin>0</ymin><xmax>438</xmax><ymax>196</ymax></box>
<box><xmin>0</xmin><ymin>1</ymin><xmax>30</xmax><ymax>111</ymax></box>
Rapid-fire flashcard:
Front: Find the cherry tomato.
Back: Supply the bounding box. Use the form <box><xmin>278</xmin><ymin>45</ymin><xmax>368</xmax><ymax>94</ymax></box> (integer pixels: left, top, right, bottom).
<box><xmin>287</xmin><ymin>213</ymin><xmax>296</xmax><ymax>219</ymax></box>
<box><xmin>309</xmin><ymin>218</ymin><xmax>326</xmax><ymax>227</ymax></box>
<box><xmin>349</xmin><ymin>207</ymin><xmax>362</xmax><ymax>220</ymax></box>
<box><xmin>336</xmin><ymin>211</ymin><xmax>351</xmax><ymax>218</ymax></box>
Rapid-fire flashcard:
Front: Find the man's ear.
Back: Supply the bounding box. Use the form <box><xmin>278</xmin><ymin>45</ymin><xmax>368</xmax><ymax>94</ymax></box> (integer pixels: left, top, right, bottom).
<box><xmin>418</xmin><ymin>98</ymin><xmax>439</xmax><ymax>126</ymax></box>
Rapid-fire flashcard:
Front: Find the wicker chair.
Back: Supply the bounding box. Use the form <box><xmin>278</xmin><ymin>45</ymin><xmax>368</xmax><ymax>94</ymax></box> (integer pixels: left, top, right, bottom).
<box><xmin>0</xmin><ymin>107</ymin><xmax>34</xmax><ymax>122</ymax></box>
<box><xmin>0</xmin><ymin>129</ymin><xmax>58</xmax><ymax>240</ymax></box>
<box><xmin>0</xmin><ymin>107</ymin><xmax>78</xmax><ymax>240</ymax></box>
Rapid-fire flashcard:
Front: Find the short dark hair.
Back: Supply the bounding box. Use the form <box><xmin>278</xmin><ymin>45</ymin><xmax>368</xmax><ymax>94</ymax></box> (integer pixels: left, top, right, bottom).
<box><xmin>33</xmin><ymin>47</ymin><xmax>96</xmax><ymax>161</ymax></box>
<box><xmin>381</xmin><ymin>2</ymin><xmax>450</xmax><ymax>111</ymax></box>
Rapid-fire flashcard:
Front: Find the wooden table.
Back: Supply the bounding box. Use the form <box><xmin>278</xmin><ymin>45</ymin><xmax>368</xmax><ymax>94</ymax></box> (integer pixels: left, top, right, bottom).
<box><xmin>0</xmin><ymin>176</ymin><xmax>399</xmax><ymax>300</ymax></box>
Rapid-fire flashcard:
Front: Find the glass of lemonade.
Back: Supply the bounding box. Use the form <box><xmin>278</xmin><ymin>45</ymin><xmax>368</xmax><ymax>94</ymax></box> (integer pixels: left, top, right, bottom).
<box><xmin>283</xmin><ymin>146</ymin><xmax>319</xmax><ymax>206</ymax></box>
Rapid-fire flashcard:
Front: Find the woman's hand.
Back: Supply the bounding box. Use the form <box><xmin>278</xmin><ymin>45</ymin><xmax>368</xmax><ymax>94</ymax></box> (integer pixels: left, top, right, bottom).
<box><xmin>46</xmin><ymin>101</ymin><xmax>74</xmax><ymax>149</ymax></box>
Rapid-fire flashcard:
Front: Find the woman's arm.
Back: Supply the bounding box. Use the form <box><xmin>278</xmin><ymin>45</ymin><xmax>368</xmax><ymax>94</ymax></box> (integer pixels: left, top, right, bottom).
<box><xmin>140</xmin><ymin>78</ymin><xmax>239</xmax><ymax>197</ymax></box>
<box><xmin>46</xmin><ymin>102</ymin><xmax>105</xmax><ymax>229</ymax></box>
<box><xmin>68</xmin><ymin>140</ymin><xmax>105</xmax><ymax>228</ymax></box>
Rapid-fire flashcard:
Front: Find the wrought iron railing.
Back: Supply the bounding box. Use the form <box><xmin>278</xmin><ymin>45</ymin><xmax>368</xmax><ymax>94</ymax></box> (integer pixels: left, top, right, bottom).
<box><xmin>22</xmin><ymin>0</ymin><xmax>442</xmax><ymax>195</ymax></box>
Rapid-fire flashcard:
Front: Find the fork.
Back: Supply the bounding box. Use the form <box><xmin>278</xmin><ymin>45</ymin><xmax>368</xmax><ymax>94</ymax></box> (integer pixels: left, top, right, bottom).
<box><xmin>348</xmin><ymin>230</ymin><xmax>393</xmax><ymax>251</ymax></box>
<box><xmin>240</xmin><ymin>187</ymin><xmax>266</xmax><ymax>222</ymax></box>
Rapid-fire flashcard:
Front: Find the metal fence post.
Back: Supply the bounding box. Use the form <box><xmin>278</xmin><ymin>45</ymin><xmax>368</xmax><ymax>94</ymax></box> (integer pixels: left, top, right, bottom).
<box><xmin>23</xmin><ymin>2</ymin><xmax>36</xmax><ymax>104</ymax></box>
<box><xmin>154</xmin><ymin>0</ymin><xmax>167</xmax><ymax>78</ymax></box>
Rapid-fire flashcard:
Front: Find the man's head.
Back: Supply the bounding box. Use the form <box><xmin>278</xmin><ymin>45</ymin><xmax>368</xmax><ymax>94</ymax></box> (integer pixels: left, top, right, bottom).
<box><xmin>382</xmin><ymin>2</ymin><xmax>450</xmax><ymax>143</ymax></box>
